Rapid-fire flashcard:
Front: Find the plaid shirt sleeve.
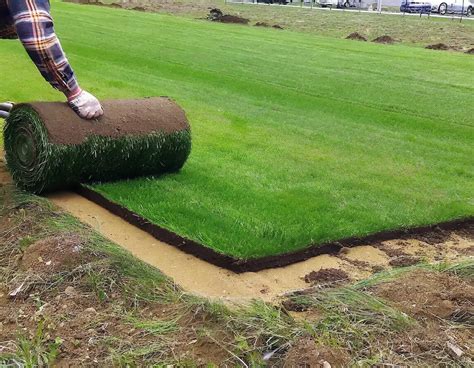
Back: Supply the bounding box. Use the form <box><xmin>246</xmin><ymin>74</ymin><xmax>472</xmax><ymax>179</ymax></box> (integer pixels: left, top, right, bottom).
<box><xmin>7</xmin><ymin>0</ymin><xmax>80</xmax><ymax>98</ymax></box>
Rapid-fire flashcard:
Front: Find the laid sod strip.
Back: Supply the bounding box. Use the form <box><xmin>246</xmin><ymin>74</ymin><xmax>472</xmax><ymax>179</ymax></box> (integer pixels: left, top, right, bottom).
<box><xmin>77</xmin><ymin>186</ymin><xmax>474</xmax><ymax>273</ymax></box>
<box><xmin>4</xmin><ymin>98</ymin><xmax>191</xmax><ymax>194</ymax></box>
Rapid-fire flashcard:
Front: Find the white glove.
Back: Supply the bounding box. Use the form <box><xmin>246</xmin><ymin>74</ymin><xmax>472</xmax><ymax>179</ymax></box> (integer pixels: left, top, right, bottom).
<box><xmin>0</xmin><ymin>102</ymin><xmax>13</xmax><ymax>119</ymax></box>
<box><xmin>68</xmin><ymin>90</ymin><xmax>104</xmax><ymax>120</ymax></box>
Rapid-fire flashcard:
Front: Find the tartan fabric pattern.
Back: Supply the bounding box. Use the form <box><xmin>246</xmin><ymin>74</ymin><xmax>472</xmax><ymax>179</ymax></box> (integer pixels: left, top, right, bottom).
<box><xmin>1</xmin><ymin>0</ymin><xmax>79</xmax><ymax>95</ymax></box>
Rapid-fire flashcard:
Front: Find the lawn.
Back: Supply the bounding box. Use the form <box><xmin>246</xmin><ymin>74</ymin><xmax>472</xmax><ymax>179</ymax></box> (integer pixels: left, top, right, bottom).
<box><xmin>1</xmin><ymin>0</ymin><xmax>473</xmax><ymax>260</ymax></box>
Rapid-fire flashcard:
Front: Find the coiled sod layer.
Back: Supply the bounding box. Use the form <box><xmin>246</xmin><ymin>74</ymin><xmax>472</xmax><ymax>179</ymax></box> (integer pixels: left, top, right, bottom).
<box><xmin>4</xmin><ymin>101</ymin><xmax>191</xmax><ymax>194</ymax></box>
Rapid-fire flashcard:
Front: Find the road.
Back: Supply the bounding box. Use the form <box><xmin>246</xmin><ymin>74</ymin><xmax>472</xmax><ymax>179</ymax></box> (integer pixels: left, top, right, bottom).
<box><xmin>228</xmin><ymin>1</ymin><xmax>474</xmax><ymax>21</ymax></box>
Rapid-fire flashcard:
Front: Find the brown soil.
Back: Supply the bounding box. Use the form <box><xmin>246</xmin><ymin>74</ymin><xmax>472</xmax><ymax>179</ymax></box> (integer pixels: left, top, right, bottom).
<box><xmin>272</xmin><ymin>24</ymin><xmax>284</xmax><ymax>30</ymax></box>
<box><xmin>372</xmin><ymin>35</ymin><xmax>396</xmax><ymax>44</ymax></box>
<box><xmin>304</xmin><ymin>268</ymin><xmax>350</xmax><ymax>285</ymax></box>
<box><xmin>388</xmin><ymin>255</ymin><xmax>421</xmax><ymax>267</ymax></box>
<box><xmin>373</xmin><ymin>269</ymin><xmax>474</xmax><ymax>321</ymax></box>
<box><xmin>20</xmin><ymin>234</ymin><xmax>85</xmax><ymax>274</ymax></box>
<box><xmin>207</xmin><ymin>8</ymin><xmax>249</xmax><ymax>24</ymax></box>
<box><xmin>346</xmin><ymin>32</ymin><xmax>367</xmax><ymax>41</ymax></box>
<box><xmin>283</xmin><ymin>337</ymin><xmax>350</xmax><ymax>368</ymax></box>
<box><xmin>375</xmin><ymin>242</ymin><xmax>409</xmax><ymax>258</ymax></box>
<box><xmin>219</xmin><ymin>15</ymin><xmax>249</xmax><ymax>24</ymax></box>
<box><xmin>465</xmin><ymin>48</ymin><xmax>474</xmax><ymax>54</ymax></box>
<box><xmin>21</xmin><ymin>97</ymin><xmax>189</xmax><ymax>145</ymax></box>
<box><xmin>426</xmin><ymin>43</ymin><xmax>452</xmax><ymax>51</ymax></box>
<box><xmin>0</xmin><ymin>199</ymin><xmax>234</xmax><ymax>366</ymax></box>
<box><xmin>255</xmin><ymin>21</ymin><xmax>270</xmax><ymax>27</ymax></box>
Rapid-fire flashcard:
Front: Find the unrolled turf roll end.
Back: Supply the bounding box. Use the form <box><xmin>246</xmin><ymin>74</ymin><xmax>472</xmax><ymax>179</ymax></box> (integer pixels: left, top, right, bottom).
<box><xmin>4</xmin><ymin>97</ymin><xmax>192</xmax><ymax>194</ymax></box>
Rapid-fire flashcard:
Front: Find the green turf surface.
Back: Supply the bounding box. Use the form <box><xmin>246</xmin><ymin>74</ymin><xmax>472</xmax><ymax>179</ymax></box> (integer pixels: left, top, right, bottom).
<box><xmin>1</xmin><ymin>1</ymin><xmax>473</xmax><ymax>259</ymax></box>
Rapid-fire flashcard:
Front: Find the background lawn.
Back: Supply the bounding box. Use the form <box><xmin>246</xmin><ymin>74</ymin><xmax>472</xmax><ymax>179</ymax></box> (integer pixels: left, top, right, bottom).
<box><xmin>1</xmin><ymin>1</ymin><xmax>473</xmax><ymax>259</ymax></box>
<box><xmin>94</xmin><ymin>0</ymin><xmax>474</xmax><ymax>50</ymax></box>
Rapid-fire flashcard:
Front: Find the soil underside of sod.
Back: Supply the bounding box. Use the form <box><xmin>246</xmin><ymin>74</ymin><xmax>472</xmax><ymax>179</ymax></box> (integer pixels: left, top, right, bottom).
<box><xmin>77</xmin><ymin>186</ymin><xmax>473</xmax><ymax>273</ymax></box>
<box><xmin>26</xmin><ymin>98</ymin><xmax>188</xmax><ymax>145</ymax></box>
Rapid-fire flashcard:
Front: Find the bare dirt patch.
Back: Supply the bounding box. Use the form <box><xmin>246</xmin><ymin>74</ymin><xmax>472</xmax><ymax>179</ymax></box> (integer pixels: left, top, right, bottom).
<box><xmin>388</xmin><ymin>254</ymin><xmax>421</xmax><ymax>267</ymax></box>
<box><xmin>371</xmin><ymin>269</ymin><xmax>474</xmax><ymax>364</ymax></box>
<box><xmin>373</xmin><ymin>269</ymin><xmax>474</xmax><ymax>321</ymax></box>
<box><xmin>346</xmin><ymin>32</ymin><xmax>367</xmax><ymax>41</ymax></box>
<box><xmin>372</xmin><ymin>35</ymin><xmax>396</xmax><ymax>44</ymax></box>
<box><xmin>283</xmin><ymin>337</ymin><xmax>350</xmax><ymax>368</ymax></box>
<box><xmin>466</xmin><ymin>48</ymin><xmax>474</xmax><ymax>54</ymax></box>
<box><xmin>207</xmin><ymin>8</ymin><xmax>249</xmax><ymax>25</ymax></box>
<box><xmin>20</xmin><ymin>235</ymin><xmax>85</xmax><ymax>274</ymax></box>
<box><xmin>304</xmin><ymin>268</ymin><xmax>350</xmax><ymax>285</ymax></box>
<box><xmin>426</xmin><ymin>43</ymin><xmax>452</xmax><ymax>51</ymax></box>
<box><xmin>254</xmin><ymin>21</ymin><xmax>284</xmax><ymax>29</ymax></box>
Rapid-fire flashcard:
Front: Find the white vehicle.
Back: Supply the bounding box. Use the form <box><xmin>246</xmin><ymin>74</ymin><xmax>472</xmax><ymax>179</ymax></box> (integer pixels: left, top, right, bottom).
<box><xmin>430</xmin><ymin>0</ymin><xmax>473</xmax><ymax>15</ymax></box>
<box><xmin>319</xmin><ymin>0</ymin><xmax>337</xmax><ymax>6</ymax></box>
<box><xmin>318</xmin><ymin>0</ymin><xmax>358</xmax><ymax>7</ymax></box>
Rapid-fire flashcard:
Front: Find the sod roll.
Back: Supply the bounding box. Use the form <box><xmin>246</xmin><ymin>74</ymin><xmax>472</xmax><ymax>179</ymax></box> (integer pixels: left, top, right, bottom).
<box><xmin>4</xmin><ymin>97</ymin><xmax>192</xmax><ymax>194</ymax></box>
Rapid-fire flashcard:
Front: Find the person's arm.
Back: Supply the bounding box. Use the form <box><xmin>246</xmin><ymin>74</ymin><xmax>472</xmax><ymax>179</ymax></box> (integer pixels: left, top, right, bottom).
<box><xmin>8</xmin><ymin>0</ymin><xmax>103</xmax><ymax>119</ymax></box>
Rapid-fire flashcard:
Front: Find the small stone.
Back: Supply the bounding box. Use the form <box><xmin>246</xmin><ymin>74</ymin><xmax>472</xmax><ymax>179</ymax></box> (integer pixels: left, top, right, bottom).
<box><xmin>322</xmin><ymin>362</ymin><xmax>331</xmax><ymax>368</ymax></box>
<box><xmin>64</xmin><ymin>286</ymin><xmax>75</xmax><ymax>296</ymax></box>
<box><xmin>84</xmin><ymin>307</ymin><xmax>96</xmax><ymax>314</ymax></box>
<box><xmin>447</xmin><ymin>341</ymin><xmax>463</xmax><ymax>358</ymax></box>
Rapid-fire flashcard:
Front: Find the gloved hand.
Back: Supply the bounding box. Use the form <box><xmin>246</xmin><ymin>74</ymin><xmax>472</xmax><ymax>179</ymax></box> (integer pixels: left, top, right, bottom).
<box><xmin>68</xmin><ymin>90</ymin><xmax>104</xmax><ymax>120</ymax></box>
<box><xmin>0</xmin><ymin>102</ymin><xmax>13</xmax><ymax>119</ymax></box>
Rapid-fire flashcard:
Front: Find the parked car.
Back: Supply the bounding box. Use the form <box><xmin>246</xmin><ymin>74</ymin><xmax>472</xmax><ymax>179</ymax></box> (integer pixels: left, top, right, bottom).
<box><xmin>318</xmin><ymin>0</ymin><xmax>358</xmax><ymax>7</ymax></box>
<box><xmin>430</xmin><ymin>0</ymin><xmax>473</xmax><ymax>15</ymax></box>
<box><xmin>400</xmin><ymin>0</ymin><xmax>432</xmax><ymax>12</ymax></box>
<box><xmin>319</xmin><ymin>0</ymin><xmax>337</xmax><ymax>7</ymax></box>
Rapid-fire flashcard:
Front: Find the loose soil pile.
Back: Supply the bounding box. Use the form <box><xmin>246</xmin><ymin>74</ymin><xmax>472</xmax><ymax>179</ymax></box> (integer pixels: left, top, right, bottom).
<box><xmin>20</xmin><ymin>234</ymin><xmax>85</xmax><ymax>275</ymax></box>
<box><xmin>254</xmin><ymin>22</ymin><xmax>284</xmax><ymax>29</ymax></box>
<box><xmin>388</xmin><ymin>254</ymin><xmax>421</xmax><ymax>267</ymax></box>
<box><xmin>283</xmin><ymin>337</ymin><xmax>350</xmax><ymax>367</ymax></box>
<box><xmin>372</xmin><ymin>35</ymin><xmax>396</xmax><ymax>44</ymax></box>
<box><xmin>346</xmin><ymin>32</ymin><xmax>367</xmax><ymax>41</ymax></box>
<box><xmin>207</xmin><ymin>8</ymin><xmax>249</xmax><ymax>25</ymax></box>
<box><xmin>374</xmin><ymin>269</ymin><xmax>474</xmax><ymax>322</ymax></box>
<box><xmin>426</xmin><ymin>43</ymin><xmax>452</xmax><ymax>51</ymax></box>
<box><xmin>304</xmin><ymin>268</ymin><xmax>350</xmax><ymax>285</ymax></box>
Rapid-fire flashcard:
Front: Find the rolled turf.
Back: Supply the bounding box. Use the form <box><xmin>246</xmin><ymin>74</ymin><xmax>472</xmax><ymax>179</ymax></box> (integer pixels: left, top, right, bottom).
<box><xmin>4</xmin><ymin>97</ymin><xmax>192</xmax><ymax>194</ymax></box>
